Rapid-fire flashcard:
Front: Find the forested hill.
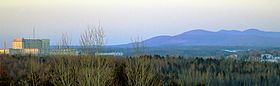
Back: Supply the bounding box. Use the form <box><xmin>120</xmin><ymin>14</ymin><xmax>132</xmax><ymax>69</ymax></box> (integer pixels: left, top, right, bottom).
<box><xmin>114</xmin><ymin>29</ymin><xmax>280</xmax><ymax>48</ymax></box>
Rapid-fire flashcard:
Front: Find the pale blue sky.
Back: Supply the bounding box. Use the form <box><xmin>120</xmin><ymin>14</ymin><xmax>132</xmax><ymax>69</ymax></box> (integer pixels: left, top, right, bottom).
<box><xmin>0</xmin><ymin>0</ymin><xmax>280</xmax><ymax>47</ymax></box>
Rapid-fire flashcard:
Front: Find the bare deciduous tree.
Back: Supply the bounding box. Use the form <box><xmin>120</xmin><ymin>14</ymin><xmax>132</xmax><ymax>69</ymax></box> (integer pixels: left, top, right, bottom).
<box><xmin>131</xmin><ymin>36</ymin><xmax>145</xmax><ymax>57</ymax></box>
<box><xmin>94</xmin><ymin>24</ymin><xmax>105</xmax><ymax>54</ymax></box>
<box><xmin>80</xmin><ymin>24</ymin><xmax>105</xmax><ymax>56</ymax></box>
<box><xmin>62</xmin><ymin>33</ymin><xmax>72</xmax><ymax>49</ymax></box>
<box><xmin>57</xmin><ymin>33</ymin><xmax>72</xmax><ymax>55</ymax></box>
<box><xmin>80</xmin><ymin>23</ymin><xmax>105</xmax><ymax>86</ymax></box>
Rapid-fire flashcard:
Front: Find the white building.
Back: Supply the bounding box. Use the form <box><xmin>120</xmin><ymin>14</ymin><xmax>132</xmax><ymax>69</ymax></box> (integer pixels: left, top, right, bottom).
<box><xmin>260</xmin><ymin>54</ymin><xmax>280</xmax><ymax>62</ymax></box>
<box><xmin>95</xmin><ymin>52</ymin><xmax>123</xmax><ymax>56</ymax></box>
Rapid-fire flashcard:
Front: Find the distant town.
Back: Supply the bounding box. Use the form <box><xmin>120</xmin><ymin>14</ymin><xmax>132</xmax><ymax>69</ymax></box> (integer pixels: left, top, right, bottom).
<box><xmin>0</xmin><ymin>38</ymin><xmax>123</xmax><ymax>56</ymax></box>
<box><xmin>1</xmin><ymin>37</ymin><xmax>280</xmax><ymax>63</ymax></box>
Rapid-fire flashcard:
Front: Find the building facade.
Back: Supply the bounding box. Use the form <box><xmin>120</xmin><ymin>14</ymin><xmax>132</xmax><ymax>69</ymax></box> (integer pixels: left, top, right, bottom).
<box><xmin>11</xmin><ymin>38</ymin><xmax>50</xmax><ymax>55</ymax></box>
<box><xmin>0</xmin><ymin>49</ymin><xmax>9</xmax><ymax>54</ymax></box>
<box><xmin>12</xmin><ymin>38</ymin><xmax>23</xmax><ymax>49</ymax></box>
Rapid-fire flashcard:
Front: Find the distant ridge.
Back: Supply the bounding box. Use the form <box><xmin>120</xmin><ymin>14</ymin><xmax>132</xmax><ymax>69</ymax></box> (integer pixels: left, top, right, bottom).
<box><xmin>112</xmin><ymin>29</ymin><xmax>280</xmax><ymax>48</ymax></box>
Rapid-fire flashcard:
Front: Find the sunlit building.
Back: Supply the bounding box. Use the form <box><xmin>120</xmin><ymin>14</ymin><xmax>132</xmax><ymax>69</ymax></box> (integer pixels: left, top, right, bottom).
<box><xmin>11</xmin><ymin>38</ymin><xmax>50</xmax><ymax>55</ymax></box>
<box><xmin>12</xmin><ymin>38</ymin><xmax>23</xmax><ymax>49</ymax></box>
<box><xmin>0</xmin><ymin>49</ymin><xmax>9</xmax><ymax>54</ymax></box>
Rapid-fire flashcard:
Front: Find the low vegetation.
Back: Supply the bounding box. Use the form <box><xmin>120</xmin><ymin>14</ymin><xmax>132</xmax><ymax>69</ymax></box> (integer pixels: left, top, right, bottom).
<box><xmin>1</xmin><ymin>55</ymin><xmax>280</xmax><ymax>86</ymax></box>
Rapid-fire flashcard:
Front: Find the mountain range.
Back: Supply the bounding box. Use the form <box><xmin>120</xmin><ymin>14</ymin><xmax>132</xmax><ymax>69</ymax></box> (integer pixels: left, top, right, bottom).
<box><xmin>113</xmin><ymin>29</ymin><xmax>280</xmax><ymax>48</ymax></box>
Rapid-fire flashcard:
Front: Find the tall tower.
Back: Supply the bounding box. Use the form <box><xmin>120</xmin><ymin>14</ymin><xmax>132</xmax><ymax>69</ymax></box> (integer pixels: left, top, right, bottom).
<box><xmin>33</xmin><ymin>27</ymin><xmax>36</xmax><ymax>38</ymax></box>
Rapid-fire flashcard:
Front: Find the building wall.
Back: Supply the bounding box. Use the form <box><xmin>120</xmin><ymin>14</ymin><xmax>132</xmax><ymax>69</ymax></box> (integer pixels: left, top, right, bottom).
<box><xmin>12</xmin><ymin>38</ymin><xmax>23</xmax><ymax>49</ymax></box>
<box><xmin>12</xmin><ymin>42</ymin><xmax>23</xmax><ymax>49</ymax></box>
<box><xmin>9</xmin><ymin>49</ymin><xmax>22</xmax><ymax>55</ymax></box>
<box><xmin>22</xmin><ymin>48</ymin><xmax>39</xmax><ymax>55</ymax></box>
<box><xmin>50</xmin><ymin>49</ymin><xmax>77</xmax><ymax>55</ymax></box>
<box><xmin>11</xmin><ymin>38</ymin><xmax>50</xmax><ymax>55</ymax></box>
<box><xmin>23</xmin><ymin>39</ymin><xmax>42</xmax><ymax>49</ymax></box>
<box><xmin>0</xmin><ymin>49</ymin><xmax>9</xmax><ymax>54</ymax></box>
<box><xmin>40</xmin><ymin>39</ymin><xmax>50</xmax><ymax>55</ymax></box>
<box><xmin>41</xmin><ymin>39</ymin><xmax>50</xmax><ymax>49</ymax></box>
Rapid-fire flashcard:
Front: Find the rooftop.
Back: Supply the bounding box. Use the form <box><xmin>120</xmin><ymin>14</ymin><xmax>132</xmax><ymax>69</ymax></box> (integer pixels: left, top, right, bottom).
<box><xmin>13</xmin><ymin>38</ymin><xmax>23</xmax><ymax>42</ymax></box>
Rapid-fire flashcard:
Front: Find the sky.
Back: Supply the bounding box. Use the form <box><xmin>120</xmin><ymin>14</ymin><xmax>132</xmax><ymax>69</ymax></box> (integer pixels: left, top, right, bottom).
<box><xmin>0</xmin><ymin>0</ymin><xmax>280</xmax><ymax>47</ymax></box>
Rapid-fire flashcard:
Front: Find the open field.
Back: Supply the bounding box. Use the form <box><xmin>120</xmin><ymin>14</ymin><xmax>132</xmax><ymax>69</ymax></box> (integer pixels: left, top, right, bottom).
<box><xmin>1</xmin><ymin>55</ymin><xmax>280</xmax><ymax>86</ymax></box>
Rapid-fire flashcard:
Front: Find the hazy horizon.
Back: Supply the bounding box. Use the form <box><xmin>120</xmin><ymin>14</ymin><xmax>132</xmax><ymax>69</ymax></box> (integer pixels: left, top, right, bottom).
<box><xmin>1</xmin><ymin>0</ymin><xmax>280</xmax><ymax>47</ymax></box>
